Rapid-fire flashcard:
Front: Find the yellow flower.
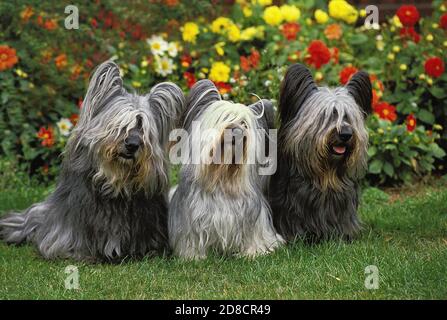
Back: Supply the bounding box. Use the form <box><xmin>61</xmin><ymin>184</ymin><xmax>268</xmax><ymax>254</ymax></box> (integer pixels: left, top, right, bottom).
<box><xmin>255</xmin><ymin>26</ymin><xmax>265</xmax><ymax>39</ymax></box>
<box><xmin>444</xmin><ymin>41</ymin><xmax>447</xmax><ymax>47</ymax></box>
<box><xmin>263</xmin><ymin>6</ymin><xmax>283</xmax><ymax>26</ymax></box>
<box><xmin>227</xmin><ymin>24</ymin><xmax>241</xmax><ymax>42</ymax></box>
<box><xmin>15</xmin><ymin>68</ymin><xmax>28</xmax><ymax>78</ymax></box>
<box><xmin>433</xmin><ymin>124</ymin><xmax>443</xmax><ymax>131</ymax></box>
<box><xmin>240</xmin><ymin>27</ymin><xmax>257</xmax><ymax>41</ymax></box>
<box><xmin>211</xmin><ymin>17</ymin><xmax>233</xmax><ymax>34</ymax></box>
<box><xmin>329</xmin><ymin>0</ymin><xmax>358</xmax><ymax>24</ymax></box>
<box><xmin>419</xmin><ymin>74</ymin><xmax>426</xmax><ymax>80</ymax></box>
<box><xmin>426</xmin><ymin>77</ymin><xmax>433</xmax><ymax>86</ymax></box>
<box><xmin>387</xmin><ymin>53</ymin><xmax>395</xmax><ymax>61</ymax></box>
<box><xmin>243</xmin><ymin>6</ymin><xmax>252</xmax><ymax>17</ymax></box>
<box><xmin>392</xmin><ymin>45</ymin><xmax>401</xmax><ymax>53</ymax></box>
<box><xmin>376</xmin><ymin>41</ymin><xmax>385</xmax><ymax>51</ymax></box>
<box><xmin>252</xmin><ymin>0</ymin><xmax>272</xmax><ymax>6</ymax></box>
<box><xmin>441</xmin><ymin>4</ymin><xmax>446</xmax><ymax>11</ymax></box>
<box><xmin>214</xmin><ymin>42</ymin><xmax>225</xmax><ymax>56</ymax></box>
<box><xmin>280</xmin><ymin>5</ymin><xmax>301</xmax><ymax>22</ymax></box>
<box><xmin>392</xmin><ymin>15</ymin><xmax>402</xmax><ymax>28</ymax></box>
<box><xmin>315</xmin><ymin>72</ymin><xmax>323</xmax><ymax>81</ymax></box>
<box><xmin>141</xmin><ymin>59</ymin><xmax>148</xmax><ymax>67</ymax></box>
<box><xmin>400</xmin><ymin>64</ymin><xmax>407</xmax><ymax>71</ymax></box>
<box><xmin>132</xmin><ymin>81</ymin><xmax>141</xmax><ymax>88</ymax></box>
<box><xmin>182</xmin><ymin>22</ymin><xmax>199</xmax><ymax>43</ymax></box>
<box><xmin>306</xmin><ymin>18</ymin><xmax>313</xmax><ymax>26</ymax></box>
<box><xmin>359</xmin><ymin>9</ymin><xmax>366</xmax><ymax>17</ymax></box>
<box><xmin>432</xmin><ymin>23</ymin><xmax>439</xmax><ymax>29</ymax></box>
<box><xmin>426</xmin><ymin>34</ymin><xmax>434</xmax><ymax>42</ymax></box>
<box><xmin>209</xmin><ymin>61</ymin><xmax>231</xmax><ymax>83</ymax></box>
<box><xmin>314</xmin><ymin>9</ymin><xmax>329</xmax><ymax>24</ymax></box>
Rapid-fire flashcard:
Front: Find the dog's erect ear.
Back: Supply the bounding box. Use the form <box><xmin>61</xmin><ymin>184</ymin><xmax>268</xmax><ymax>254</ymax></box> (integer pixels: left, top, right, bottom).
<box><xmin>182</xmin><ymin>79</ymin><xmax>221</xmax><ymax>130</ymax></box>
<box><xmin>79</xmin><ymin>60</ymin><xmax>124</xmax><ymax>126</ymax></box>
<box><xmin>249</xmin><ymin>99</ymin><xmax>275</xmax><ymax>129</ymax></box>
<box><xmin>149</xmin><ymin>82</ymin><xmax>185</xmax><ymax>144</ymax></box>
<box><xmin>279</xmin><ymin>64</ymin><xmax>317</xmax><ymax>124</ymax></box>
<box><xmin>346</xmin><ymin>71</ymin><xmax>372</xmax><ymax>115</ymax></box>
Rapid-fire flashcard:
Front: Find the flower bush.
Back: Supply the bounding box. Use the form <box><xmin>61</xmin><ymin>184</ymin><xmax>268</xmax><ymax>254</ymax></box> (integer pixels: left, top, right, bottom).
<box><xmin>0</xmin><ymin>0</ymin><xmax>445</xmax><ymax>185</ymax></box>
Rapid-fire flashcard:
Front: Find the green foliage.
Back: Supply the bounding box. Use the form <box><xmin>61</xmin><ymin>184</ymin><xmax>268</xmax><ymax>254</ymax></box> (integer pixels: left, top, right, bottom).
<box><xmin>367</xmin><ymin>116</ymin><xmax>445</xmax><ymax>184</ymax></box>
<box><xmin>0</xmin><ymin>0</ymin><xmax>445</xmax><ymax>186</ymax></box>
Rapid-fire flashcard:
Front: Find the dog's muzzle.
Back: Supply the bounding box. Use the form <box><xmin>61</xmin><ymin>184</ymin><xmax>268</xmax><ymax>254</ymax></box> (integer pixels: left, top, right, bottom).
<box><xmin>120</xmin><ymin>131</ymin><xmax>142</xmax><ymax>159</ymax></box>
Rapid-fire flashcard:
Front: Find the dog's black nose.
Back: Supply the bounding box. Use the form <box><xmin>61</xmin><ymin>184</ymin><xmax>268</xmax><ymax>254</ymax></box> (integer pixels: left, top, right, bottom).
<box><xmin>125</xmin><ymin>135</ymin><xmax>141</xmax><ymax>153</ymax></box>
<box><xmin>339</xmin><ymin>126</ymin><xmax>353</xmax><ymax>142</ymax></box>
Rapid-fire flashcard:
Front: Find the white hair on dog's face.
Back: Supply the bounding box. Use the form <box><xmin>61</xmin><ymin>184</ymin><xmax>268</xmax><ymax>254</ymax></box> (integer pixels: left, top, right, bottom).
<box><xmin>192</xmin><ymin>100</ymin><xmax>263</xmax><ymax>194</ymax></box>
<box><xmin>169</xmin><ymin>80</ymin><xmax>284</xmax><ymax>260</ymax></box>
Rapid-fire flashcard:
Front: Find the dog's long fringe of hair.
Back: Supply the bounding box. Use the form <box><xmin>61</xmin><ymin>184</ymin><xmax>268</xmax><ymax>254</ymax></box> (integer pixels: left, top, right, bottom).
<box><xmin>0</xmin><ymin>61</ymin><xmax>185</xmax><ymax>261</ymax></box>
<box><xmin>283</xmin><ymin>87</ymin><xmax>368</xmax><ymax>191</ymax></box>
<box><xmin>169</xmin><ymin>80</ymin><xmax>284</xmax><ymax>260</ymax></box>
<box><xmin>270</xmin><ymin>63</ymin><xmax>372</xmax><ymax>242</ymax></box>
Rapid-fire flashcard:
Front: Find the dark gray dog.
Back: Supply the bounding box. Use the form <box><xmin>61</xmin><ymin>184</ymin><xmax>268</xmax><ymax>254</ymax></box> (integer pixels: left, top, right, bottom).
<box><xmin>270</xmin><ymin>63</ymin><xmax>371</xmax><ymax>242</ymax></box>
<box><xmin>0</xmin><ymin>61</ymin><xmax>185</xmax><ymax>262</ymax></box>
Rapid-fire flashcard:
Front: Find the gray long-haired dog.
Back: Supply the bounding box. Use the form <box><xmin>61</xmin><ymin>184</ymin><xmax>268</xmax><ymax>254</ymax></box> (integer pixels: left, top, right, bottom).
<box><xmin>169</xmin><ymin>80</ymin><xmax>284</xmax><ymax>259</ymax></box>
<box><xmin>269</xmin><ymin>64</ymin><xmax>371</xmax><ymax>243</ymax></box>
<box><xmin>0</xmin><ymin>61</ymin><xmax>185</xmax><ymax>262</ymax></box>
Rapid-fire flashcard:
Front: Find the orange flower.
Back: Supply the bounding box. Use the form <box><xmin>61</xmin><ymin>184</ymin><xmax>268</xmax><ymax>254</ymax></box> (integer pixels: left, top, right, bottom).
<box><xmin>324</xmin><ymin>24</ymin><xmax>343</xmax><ymax>40</ymax></box>
<box><xmin>165</xmin><ymin>0</ymin><xmax>178</xmax><ymax>7</ymax></box>
<box><xmin>43</xmin><ymin>18</ymin><xmax>58</xmax><ymax>30</ymax></box>
<box><xmin>37</xmin><ymin>126</ymin><xmax>55</xmax><ymax>147</ymax></box>
<box><xmin>20</xmin><ymin>6</ymin><xmax>34</xmax><ymax>22</ymax></box>
<box><xmin>0</xmin><ymin>45</ymin><xmax>19</xmax><ymax>71</ymax></box>
<box><xmin>54</xmin><ymin>54</ymin><xmax>67</xmax><ymax>69</ymax></box>
<box><xmin>70</xmin><ymin>64</ymin><xmax>83</xmax><ymax>80</ymax></box>
<box><xmin>331</xmin><ymin>47</ymin><xmax>339</xmax><ymax>65</ymax></box>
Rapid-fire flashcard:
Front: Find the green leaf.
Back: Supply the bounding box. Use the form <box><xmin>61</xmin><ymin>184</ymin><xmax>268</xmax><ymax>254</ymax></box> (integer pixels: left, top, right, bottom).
<box><xmin>349</xmin><ymin>34</ymin><xmax>368</xmax><ymax>45</ymax></box>
<box><xmin>367</xmin><ymin>146</ymin><xmax>377</xmax><ymax>157</ymax></box>
<box><xmin>383</xmin><ymin>162</ymin><xmax>394</xmax><ymax>177</ymax></box>
<box><xmin>417</xmin><ymin>109</ymin><xmax>435</xmax><ymax>124</ymax></box>
<box><xmin>369</xmin><ymin>159</ymin><xmax>383</xmax><ymax>174</ymax></box>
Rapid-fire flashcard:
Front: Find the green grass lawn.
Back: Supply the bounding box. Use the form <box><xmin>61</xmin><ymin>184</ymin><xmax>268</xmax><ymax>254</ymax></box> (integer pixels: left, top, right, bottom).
<box><xmin>0</xmin><ymin>178</ymin><xmax>446</xmax><ymax>299</ymax></box>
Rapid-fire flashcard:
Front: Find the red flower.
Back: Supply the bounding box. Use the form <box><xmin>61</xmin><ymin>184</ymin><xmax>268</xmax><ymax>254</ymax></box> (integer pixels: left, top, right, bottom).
<box><xmin>339</xmin><ymin>66</ymin><xmax>358</xmax><ymax>85</ymax></box>
<box><xmin>249</xmin><ymin>49</ymin><xmax>260</xmax><ymax>69</ymax></box>
<box><xmin>90</xmin><ymin>18</ymin><xmax>98</xmax><ymax>29</ymax></box>
<box><xmin>424</xmin><ymin>57</ymin><xmax>445</xmax><ymax>78</ymax></box>
<box><xmin>37</xmin><ymin>126</ymin><xmax>55</xmax><ymax>147</ymax></box>
<box><xmin>214</xmin><ymin>82</ymin><xmax>232</xmax><ymax>95</ymax></box>
<box><xmin>406</xmin><ymin>114</ymin><xmax>416</xmax><ymax>132</ymax></box>
<box><xmin>240</xmin><ymin>49</ymin><xmax>261</xmax><ymax>72</ymax></box>
<box><xmin>183</xmin><ymin>72</ymin><xmax>196</xmax><ymax>89</ymax></box>
<box><xmin>181</xmin><ymin>54</ymin><xmax>192</xmax><ymax>68</ymax></box>
<box><xmin>399</xmin><ymin>27</ymin><xmax>420</xmax><ymax>43</ymax></box>
<box><xmin>331</xmin><ymin>47</ymin><xmax>339</xmax><ymax>65</ymax></box>
<box><xmin>373</xmin><ymin>102</ymin><xmax>397</xmax><ymax>122</ymax></box>
<box><xmin>0</xmin><ymin>45</ymin><xmax>19</xmax><ymax>71</ymax></box>
<box><xmin>440</xmin><ymin>13</ymin><xmax>447</xmax><ymax>30</ymax></box>
<box><xmin>69</xmin><ymin>114</ymin><xmax>79</xmax><ymax>126</ymax></box>
<box><xmin>240</xmin><ymin>56</ymin><xmax>251</xmax><ymax>72</ymax></box>
<box><xmin>396</xmin><ymin>5</ymin><xmax>420</xmax><ymax>27</ymax></box>
<box><xmin>281</xmin><ymin>22</ymin><xmax>300</xmax><ymax>41</ymax></box>
<box><xmin>306</xmin><ymin>40</ymin><xmax>331</xmax><ymax>69</ymax></box>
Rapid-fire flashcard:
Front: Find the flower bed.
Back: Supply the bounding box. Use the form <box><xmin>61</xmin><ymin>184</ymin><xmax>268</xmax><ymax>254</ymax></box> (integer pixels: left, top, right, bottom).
<box><xmin>0</xmin><ymin>0</ymin><xmax>445</xmax><ymax>185</ymax></box>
